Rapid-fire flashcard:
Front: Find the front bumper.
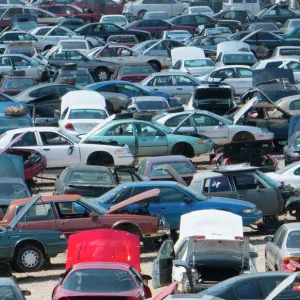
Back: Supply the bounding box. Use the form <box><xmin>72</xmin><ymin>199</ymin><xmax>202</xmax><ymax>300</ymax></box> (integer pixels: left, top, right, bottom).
<box><xmin>242</xmin><ymin>209</ymin><xmax>263</xmax><ymax>226</ymax></box>
<box><xmin>114</xmin><ymin>154</ymin><xmax>134</xmax><ymax>166</ymax></box>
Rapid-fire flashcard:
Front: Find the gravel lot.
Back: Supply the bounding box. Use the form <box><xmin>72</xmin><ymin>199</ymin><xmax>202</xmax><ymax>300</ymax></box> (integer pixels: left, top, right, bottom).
<box><xmin>14</xmin><ymin>154</ymin><xmax>291</xmax><ymax>299</ymax></box>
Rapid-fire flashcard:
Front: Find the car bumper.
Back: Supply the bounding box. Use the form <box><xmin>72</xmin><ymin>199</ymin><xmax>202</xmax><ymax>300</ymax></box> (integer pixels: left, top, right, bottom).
<box><xmin>114</xmin><ymin>154</ymin><xmax>134</xmax><ymax>166</ymax></box>
<box><xmin>242</xmin><ymin>209</ymin><xmax>263</xmax><ymax>226</ymax></box>
<box><xmin>254</xmin><ymin>132</ymin><xmax>274</xmax><ymax>141</ymax></box>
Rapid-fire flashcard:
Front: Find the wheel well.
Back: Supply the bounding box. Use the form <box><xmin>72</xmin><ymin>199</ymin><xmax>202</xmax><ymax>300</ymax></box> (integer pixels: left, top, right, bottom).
<box><xmin>87</xmin><ymin>151</ymin><xmax>114</xmax><ymax>166</ymax></box>
<box><xmin>171</xmin><ymin>142</ymin><xmax>194</xmax><ymax>158</ymax></box>
<box><xmin>233</xmin><ymin>131</ymin><xmax>255</xmax><ymax>140</ymax></box>
<box><xmin>13</xmin><ymin>239</ymin><xmax>47</xmax><ymax>258</ymax></box>
<box><xmin>112</xmin><ymin>222</ymin><xmax>142</xmax><ymax>239</ymax></box>
<box><xmin>96</xmin><ymin>66</ymin><xmax>110</xmax><ymax>73</ymax></box>
<box><xmin>148</xmin><ymin>60</ymin><xmax>161</xmax><ymax>71</ymax></box>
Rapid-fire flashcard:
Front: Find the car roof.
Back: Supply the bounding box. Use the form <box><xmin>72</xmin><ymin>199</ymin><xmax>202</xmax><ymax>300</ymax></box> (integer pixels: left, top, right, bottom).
<box><xmin>5</xmin><ymin>126</ymin><xmax>58</xmax><ymax>135</ymax></box>
<box><xmin>119</xmin><ymin>181</ymin><xmax>181</xmax><ymax>188</ymax></box>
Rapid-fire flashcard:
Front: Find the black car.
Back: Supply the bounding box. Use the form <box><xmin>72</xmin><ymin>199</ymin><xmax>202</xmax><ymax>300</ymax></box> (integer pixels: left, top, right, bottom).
<box><xmin>58</xmin><ymin>18</ymin><xmax>85</xmax><ymax>31</ymax></box>
<box><xmin>74</xmin><ymin>22</ymin><xmax>151</xmax><ymax>42</ymax></box>
<box><xmin>213</xmin><ymin>9</ymin><xmax>262</xmax><ymax>25</ymax></box>
<box><xmin>244</xmin><ymin>22</ymin><xmax>282</xmax><ymax>34</ymax></box>
<box><xmin>284</xmin><ymin>131</ymin><xmax>300</xmax><ymax>165</ymax></box>
<box><xmin>170</xmin><ymin>14</ymin><xmax>242</xmax><ymax>33</ymax></box>
<box><xmin>201</xmin><ymin>272</ymin><xmax>295</xmax><ymax>299</ymax></box>
<box><xmin>258</xmin><ymin>4</ymin><xmax>300</xmax><ymax>25</ymax></box>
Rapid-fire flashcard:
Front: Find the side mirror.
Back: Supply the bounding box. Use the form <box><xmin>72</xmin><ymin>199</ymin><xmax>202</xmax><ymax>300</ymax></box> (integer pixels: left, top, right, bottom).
<box><xmin>264</xmin><ymin>236</ymin><xmax>273</xmax><ymax>242</ymax></box>
<box><xmin>184</xmin><ymin>197</ymin><xmax>192</xmax><ymax>204</ymax></box>
<box><xmin>22</xmin><ymin>290</ymin><xmax>31</xmax><ymax>296</ymax></box>
<box><xmin>250</xmin><ymin>252</ymin><xmax>258</xmax><ymax>259</ymax></box>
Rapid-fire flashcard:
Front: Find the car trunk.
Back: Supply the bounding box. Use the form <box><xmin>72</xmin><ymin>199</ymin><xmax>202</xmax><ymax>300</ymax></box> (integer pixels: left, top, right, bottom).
<box><xmin>194</xmin><ymin>88</ymin><xmax>233</xmax><ymax>115</ymax></box>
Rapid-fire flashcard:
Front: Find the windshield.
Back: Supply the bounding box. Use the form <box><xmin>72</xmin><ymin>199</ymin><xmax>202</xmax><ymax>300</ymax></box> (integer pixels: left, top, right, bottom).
<box><xmin>76</xmin><ymin>74</ymin><xmax>93</xmax><ymax>86</ymax></box>
<box><xmin>58</xmin><ymin>129</ymin><xmax>80</xmax><ymax>143</ymax></box>
<box><xmin>69</xmin><ymin>109</ymin><xmax>107</xmax><ymax>120</ymax></box>
<box><xmin>136</xmin><ymin>100</ymin><xmax>169</xmax><ymax>111</ymax></box>
<box><xmin>184</xmin><ymin>59</ymin><xmax>215</xmax><ymax>68</ymax></box>
<box><xmin>0</xmin><ymin>182</ymin><xmax>28</xmax><ymax>199</ymax></box>
<box><xmin>145</xmin><ymin>12</ymin><xmax>169</xmax><ymax>19</ymax></box>
<box><xmin>69</xmin><ymin>170</ymin><xmax>115</xmax><ymax>185</ymax></box>
<box><xmin>287</xmin><ymin>231</ymin><xmax>300</xmax><ymax>248</ymax></box>
<box><xmin>167</xmin><ymin>30</ymin><xmax>189</xmax><ymax>36</ymax></box>
<box><xmin>257</xmin><ymin>170</ymin><xmax>279</xmax><ymax>188</ymax></box>
<box><xmin>223</xmin><ymin>54</ymin><xmax>256</xmax><ymax>65</ymax></box>
<box><xmin>120</xmin><ymin>65</ymin><xmax>153</xmax><ymax>74</ymax></box>
<box><xmin>80</xmin><ymin>198</ymin><xmax>107</xmax><ymax>214</ymax></box>
<box><xmin>60</xmin><ymin>41</ymin><xmax>87</xmax><ymax>49</ymax></box>
<box><xmin>102</xmin><ymin>16</ymin><xmax>126</xmax><ymax>23</ymax></box>
<box><xmin>0</xmin><ymin>116</ymin><xmax>32</xmax><ymax>128</ymax></box>
<box><xmin>4</xmin><ymin>78</ymin><xmax>35</xmax><ymax>89</ymax></box>
<box><xmin>63</xmin><ymin>269</ymin><xmax>137</xmax><ymax>293</ymax></box>
<box><xmin>151</xmin><ymin>121</ymin><xmax>172</xmax><ymax>134</ymax></box>
<box><xmin>14</xmin><ymin>21</ymin><xmax>37</xmax><ymax>31</ymax></box>
<box><xmin>180</xmin><ymin>183</ymin><xmax>208</xmax><ymax>201</ymax></box>
<box><xmin>251</xmin><ymin>23</ymin><xmax>278</xmax><ymax>30</ymax></box>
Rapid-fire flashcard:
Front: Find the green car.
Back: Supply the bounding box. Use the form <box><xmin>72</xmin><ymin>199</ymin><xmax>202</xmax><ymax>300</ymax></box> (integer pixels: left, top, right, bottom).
<box><xmin>81</xmin><ymin>117</ymin><xmax>214</xmax><ymax>157</ymax></box>
<box><xmin>281</xmin><ymin>26</ymin><xmax>300</xmax><ymax>39</ymax></box>
<box><xmin>1</xmin><ymin>195</ymin><xmax>67</xmax><ymax>272</ymax></box>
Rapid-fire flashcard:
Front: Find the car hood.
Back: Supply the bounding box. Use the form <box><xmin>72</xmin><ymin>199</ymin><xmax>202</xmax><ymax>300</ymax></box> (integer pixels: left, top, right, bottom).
<box><xmin>210</xmin><ymin>196</ymin><xmax>257</xmax><ymax>208</ymax></box>
<box><xmin>66</xmin><ymin>229</ymin><xmax>140</xmax><ymax>270</ymax></box>
<box><xmin>1</xmin><ymin>132</ymin><xmax>26</xmax><ymax>154</ymax></box>
<box><xmin>171</xmin><ymin>46</ymin><xmax>204</xmax><ymax>66</ymax></box>
<box><xmin>233</xmin><ymin>97</ymin><xmax>258</xmax><ymax>124</ymax></box>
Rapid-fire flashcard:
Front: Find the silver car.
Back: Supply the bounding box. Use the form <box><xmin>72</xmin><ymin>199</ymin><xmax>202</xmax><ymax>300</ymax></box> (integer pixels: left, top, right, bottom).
<box><xmin>140</xmin><ymin>71</ymin><xmax>204</xmax><ymax>100</ymax></box>
<box><xmin>0</xmin><ymin>54</ymin><xmax>49</xmax><ymax>82</ymax></box>
<box><xmin>265</xmin><ymin>223</ymin><xmax>300</xmax><ymax>271</ymax></box>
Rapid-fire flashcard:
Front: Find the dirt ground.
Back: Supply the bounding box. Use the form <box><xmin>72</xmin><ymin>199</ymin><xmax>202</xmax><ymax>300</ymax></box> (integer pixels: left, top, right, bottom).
<box><xmin>14</xmin><ymin>154</ymin><xmax>290</xmax><ymax>299</ymax></box>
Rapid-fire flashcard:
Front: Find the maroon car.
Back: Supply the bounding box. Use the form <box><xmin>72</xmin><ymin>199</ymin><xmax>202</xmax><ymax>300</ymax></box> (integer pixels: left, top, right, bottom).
<box><xmin>0</xmin><ymin>76</ymin><xmax>36</xmax><ymax>96</ymax></box>
<box><xmin>40</xmin><ymin>4</ymin><xmax>100</xmax><ymax>23</ymax></box>
<box><xmin>126</xmin><ymin>19</ymin><xmax>196</xmax><ymax>38</ymax></box>
<box><xmin>74</xmin><ymin>0</ymin><xmax>124</xmax><ymax>15</ymax></box>
<box><xmin>112</xmin><ymin>63</ymin><xmax>155</xmax><ymax>82</ymax></box>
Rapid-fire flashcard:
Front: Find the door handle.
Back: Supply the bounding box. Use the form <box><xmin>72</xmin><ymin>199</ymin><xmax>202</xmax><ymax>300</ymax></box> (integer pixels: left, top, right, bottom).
<box><xmin>43</xmin><ymin>148</ymin><xmax>50</xmax><ymax>151</ymax></box>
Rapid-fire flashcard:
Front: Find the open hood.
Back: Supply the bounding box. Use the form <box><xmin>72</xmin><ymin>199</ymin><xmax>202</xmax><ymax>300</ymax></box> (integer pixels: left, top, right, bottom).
<box><xmin>8</xmin><ymin>195</ymin><xmax>40</xmax><ymax>230</ymax></box>
<box><xmin>107</xmin><ymin>189</ymin><xmax>160</xmax><ymax>214</ymax></box>
<box><xmin>66</xmin><ymin>229</ymin><xmax>140</xmax><ymax>270</ymax></box>
<box><xmin>179</xmin><ymin>210</ymin><xmax>243</xmax><ymax>241</ymax></box>
<box><xmin>171</xmin><ymin>47</ymin><xmax>204</xmax><ymax>66</ymax></box>
<box><xmin>1</xmin><ymin>132</ymin><xmax>26</xmax><ymax>154</ymax></box>
<box><xmin>0</xmin><ymin>154</ymin><xmax>24</xmax><ymax>181</ymax></box>
<box><xmin>240</xmin><ymin>29</ymin><xmax>262</xmax><ymax>42</ymax></box>
<box><xmin>216</xmin><ymin>41</ymin><xmax>251</xmax><ymax>57</ymax></box>
<box><xmin>233</xmin><ymin>97</ymin><xmax>258</xmax><ymax>124</ymax></box>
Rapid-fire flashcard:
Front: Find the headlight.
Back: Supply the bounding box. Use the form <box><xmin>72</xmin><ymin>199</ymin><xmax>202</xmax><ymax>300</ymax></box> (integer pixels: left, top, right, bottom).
<box><xmin>115</xmin><ymin>148</ymin><xmax>128</xmax><ymax>154</ymax></box>
<box><xmin>242</xmin><ymin>208</ymin><xmax>257</xmax><ymax>214</ymax></box>
<box><xmin>196</xmin><ymin>139</ymin><xmax>205</xmax><ymax>144</ymax></box>
<box><xmin>59</xmin><ymin>233</ymin><xmax>66</xmax><ymax>240</ymax></box>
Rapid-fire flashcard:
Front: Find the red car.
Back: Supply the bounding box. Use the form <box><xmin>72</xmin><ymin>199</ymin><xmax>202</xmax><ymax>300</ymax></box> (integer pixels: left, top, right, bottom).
<box><xmin>112</xmin><ymin>63</ymin><xmax>155</xmax><ymax>82</ymax></box>
<box><xmin>52</xmin><ymin>229</ymin><xmax>152</xmax><ymax>300</ymax></box>
<box><xmin>40</xmin><ymin>4</ymin><xmax>100</xmax><ymax>23</ymax></box>
<box><xmin>126</xmin><ymin>19</ymin><xmax>196</xmax><ymax>38</ymax></box>
<box><xmin>74</xmin><ymin>0</ymin><xmax>123</xmax><ymax>15</ymax></box>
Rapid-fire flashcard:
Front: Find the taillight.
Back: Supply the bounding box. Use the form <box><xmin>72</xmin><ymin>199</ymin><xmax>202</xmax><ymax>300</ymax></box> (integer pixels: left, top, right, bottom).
<box><xmin>284</xmin><ymin>257</ymin><xmax>300</xmax><ymax>264</ymax></box>
<box><xmin>197</xmin><ymin>236</ymin><xmax>206</xmax><ymax>239</ymax></box>
<box><xmin>65</xmin><ymin>123</ymin><xmax>75</xmax><ymax>131</ymax></box>
<box><xmin>235</xmin><ymin>236</ymin><xmax>244</xmax><ymax>241</ymax></box>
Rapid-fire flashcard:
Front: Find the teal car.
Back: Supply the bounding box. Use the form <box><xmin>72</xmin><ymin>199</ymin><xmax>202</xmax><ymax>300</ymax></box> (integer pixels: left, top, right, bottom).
<box><xmin>281</xmin><ymin>26</ymin><xmax>300</xmax><ymax>39</ymax></box>
<box><xmin>81</xmin><ymin>118</ymin><xmax>214</xmax><ymax>157</ymax></box>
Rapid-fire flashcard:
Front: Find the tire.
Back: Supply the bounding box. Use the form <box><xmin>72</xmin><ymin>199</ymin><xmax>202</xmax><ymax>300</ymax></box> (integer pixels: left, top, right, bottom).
<box><xmin>137</xmin><ymin>9</ymin><xmax>147</xmax><ymax>18</ymax></box>
<box><xmin>232</xmin><ymin>132</ymin><xmax>255</xmax><ymax>142</ymax></box>
<box><xmin>171</xmin><ymin>142</ymin><xmax>194</xmax><ymax>158</ymax></box>
<box><xmin>148</xmin><ymin>61</ymin><xmax>161</xmax><ymax>72</ymax></box>
<box><xmin>14</xmin><ymin>245</ymin><xmax>44</xmax><ymax>272</ymax></box>
<box><xmin>115</xmin><ymin>112</ymin><xmax>133</xmax><ymax>120</ymax></box>
<box><xmin>133</xmin><ymin>112</ymin><xmax>153</xmax><ymax>121</ymax></box>
<box><xmin>95</xmin><ymin>67</ymin><xmax>110</xmax><ymax>81</ymax></box>
<box><xmin>167</xmin><ymin>107</ymin><xmax>184</xmax><ymax>113</ymax></box>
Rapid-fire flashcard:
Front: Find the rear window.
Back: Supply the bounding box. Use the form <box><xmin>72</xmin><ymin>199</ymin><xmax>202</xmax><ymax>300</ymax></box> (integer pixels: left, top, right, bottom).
<box><xmin>120</xmin><ymin>65</ymin><xmax>153</xmax><ymax>74</ymax></box>
<box><xmin>184</xmin><ymin>59</ymin><xmax>215</xmax><ymax>68</ymax></box>
<box><xmin>68</xmin><ymin>109</ymin><xmax>107</xmax><ymax>119</ymax></box>
<box><xmin>279</xmin><ymin>49</ymin><xmax>300</xmax><ymax>56</ymax></box>
<box><xmin>4</xmin><ymin>78</ymin><xmax>35</xmax><ymax>89</ymax></box>
<box><xmin>150</xmin><ymin>161</ymin><xmax>195</xmax><ymax>176</ymax></box>
<box><xmin>223</xmin><ymin>53</ymin><xmax>256</xmax><ymax>64</ymax></box>
<box><xmin>0</xmin><ymin>116</ymin><xmax>32</xmax><ymax>127</ymax></box>
<box><xmin>63</xmin><ymin>269</ymin><xmax>137</xmax><ymax>293</ymax></box>
<box><xmin>136</xmin><ymin>100</ymin><xmax>169</xmax><ymax>110</ymax></box>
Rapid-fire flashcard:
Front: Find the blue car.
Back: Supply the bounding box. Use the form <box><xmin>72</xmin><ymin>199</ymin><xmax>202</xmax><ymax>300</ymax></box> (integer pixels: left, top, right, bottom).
<box><xmin>87</xmin><ymin>80</ymin><xmax>171</xmax><ymax>101</ymax></box>
<box><xmin>95</xmin><ymin>181</ymin><xmax>263</xmax><ymax>231</ymax></box>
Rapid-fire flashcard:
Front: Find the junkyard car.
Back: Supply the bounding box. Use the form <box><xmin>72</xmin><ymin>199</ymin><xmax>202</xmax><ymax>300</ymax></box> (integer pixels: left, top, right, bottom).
<box><xmin>0</xmin><ymin>191</ymin><xmax>168</xmax><ymax>249</ymax></box>
<box><xmin>152</xmin><ymin>210</ymin><xmax>257</xmax><ymax>292</ymax></box>
<box><xmin>189</xmin><ymin>165</ymin><xmax>300</xmax><ymax>228</ymax></box>
<box><xmin>0</xmin><ymin>278</ymin><xmax>30</xmax><ymax>299</ymax></box>
<box><xmin>155</xmin><ymin>110</ymin><xmax>274</xmax><ymax>146</ymax></box>
<box><xmin>283</xmin><ymin>131</ymin><xmax>300</xmax><ymax>166</ymax></box>
<box><xmin>0</xmin><ymin>127</ymin><xmax>134</xmax><ymax>167</ymax></box>
<box><xmin>81</xmin><ymin>117</ymin><xmax>214</xmax><ymax>157</ymax></box>
<box><xmin>275</xmin><ymin>95</ymin><xmax>300</xmax><ymax>115</ymax></box>
<box><xmin>265</xmin><ymin>223</ymin><xmax>300</xmax><ymax>272</ymax></box>
<box><xmin>0</xmin><ymin>73</ymin><xmax>36</xmax><ymax>96</ymax></box>
<box><xmin>0</xmin><ymin>195</ymin><xmax>67</xmax><ymax>272</ymax></box>
<box><xmin>126</xmin><ymin>96</ymin><xmax>170</xmax><ymax>113</ymax></box>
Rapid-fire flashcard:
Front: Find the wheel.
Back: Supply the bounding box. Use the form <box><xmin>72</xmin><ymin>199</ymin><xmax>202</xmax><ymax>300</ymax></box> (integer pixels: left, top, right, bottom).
<box><xmin>232</xmin><ymin>132</ymin><xmax>255</xmax><ymax>142</ymax></box>
<box><xmin>137</xmin><ymin>9</ymin><xmax>147</xmax><ymax>18</ymax></box>
<box><xmin>14</xmin><ymin>245</ymin><xmax>44</xmax><ymax>272</ymax></box>
<box><xmin>171</xmin><ymin>142</ymin><xmax>194</xmax><ymax>158</ymax></box>
<box><xmin>95</xmin><ymin>67</ymin><xmax>110</xmax><ymax>81</ymax></box>
<box><xmin>148</xmin><ymin>61</ymin><xmax>161</xmax><ymax>72</ymax></box>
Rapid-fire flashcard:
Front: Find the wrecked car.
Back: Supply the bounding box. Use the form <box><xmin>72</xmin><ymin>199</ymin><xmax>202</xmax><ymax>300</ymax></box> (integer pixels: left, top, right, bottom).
<box><xmin>152</xmin><ymin>210</ymin><xmax>257</xmax><ymax>293</ymax></box>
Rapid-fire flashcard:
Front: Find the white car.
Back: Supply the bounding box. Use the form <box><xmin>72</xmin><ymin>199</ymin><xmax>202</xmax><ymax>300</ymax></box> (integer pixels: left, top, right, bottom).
<box><xmin>152</xmin><ymin>210</ymin><xmax>257</xmax><ymax>293</ymax></box>
<box><xmin>155</xmin><ymin>110</ymin><xmax>274</xmax><ymax>145</ymax></box>
<box><xmin>59</xmin><ymin>91</ymin><xmax>109</xmax><ymax>136</ymax></box>
<box><xmin>252</xmin><ymin>57</ymin><xmax>300</xmax><ymax>82</ymax></box>
<box><xmin>99</xmin><ymin>14</ymin><xmax>128</xmax><ymax>27</ymax></box>
<box><xmin>266</xmin><ymin>162</ymin><xmax>300</xmax><ymax>188</ymax></box>
<box><xmin>57</xmin><ymin>39</ymin><xmax>91</xmax><ymax>53</ymax></box>
<box><xmin>199</xmin><ymin>65</ymin><xmax>253</xmax><ymax>95</ymax></box>
<box><xmin>122</xmin><ymin>0</ymin><xmax>188</xmax><ymax>18</ymax></box>
<box><xmin>271</xmin><ymin>46</ymin><xmax>300</xmax><ymax>59</ymax></box>
<box><xmin>0</xmin><ymin>127</ymin><xmax>133</xmax><ymax>168</ymax></box>
<box><xmin>182</xmin><ymin>6</ymin><xmax>214</xmax><ymax>16</ymax></box>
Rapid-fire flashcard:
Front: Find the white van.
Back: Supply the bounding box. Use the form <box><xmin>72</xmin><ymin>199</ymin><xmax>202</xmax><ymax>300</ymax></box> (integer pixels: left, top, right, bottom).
<box><xmin>222</xmin><ymin>0</ymin><xmax>261</xmax><ymax>15</ymax></box>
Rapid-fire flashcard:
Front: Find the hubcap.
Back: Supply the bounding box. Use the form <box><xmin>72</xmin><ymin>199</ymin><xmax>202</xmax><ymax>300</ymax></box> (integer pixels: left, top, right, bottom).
<box><xmin>98</xmin><ymin>71</ymin><xmax>108</xmax><ymax>81</ymax></box>
<box><xmin>22</xmin><ymin>250</ymin><xmax>39</xmax><ymax>268</ymax></box>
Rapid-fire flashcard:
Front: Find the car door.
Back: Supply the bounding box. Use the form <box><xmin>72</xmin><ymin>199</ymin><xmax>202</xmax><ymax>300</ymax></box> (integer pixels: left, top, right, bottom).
<box><xmin>147</xmin><ymin>75</ymin><xmax>175</xmax><ymax>95</ymax></box>
<box><xmin>193</xmin><ymin>113</ymin><xmax>230</xmax><ymax>145</ymax></box>
<box><xmin>152</xmin><ymin>239</ymin><xmax>174</xmax><ymax>288</ymax></box>
<box><xmin>173</xmin><ymin>75</ymin><xmax>197</xmax><ymax>99</ymax></box>
<box><xmin>133</xmin><ymin>121</ymin><xmax>168</xmax><ymax>156</ymax></box>
<box><xmin>0</xmin><ymin>56</ymin><xmax>13</xmax><ymax>74</ymax></box>
<box><xmin>202</xmin><ymin>176</ymin><xmax>236</xmax><ymax>199</ymax></box>
<box><xmin>235</xmin><ymin>67</ymin><xmax>253</xmax><ymax>95</ymax></box>
<box><xmin>266</xmin><ymin>227</ymin><xmax>283</xmax><ymax>271</ymax></box>
<box><xmin>37</xmin><ymin>131</ymin><xmax>80</xmax><ymax>168</ymax></box>
<box><xmin>53</xmin><ymin>200</ymin><xmax>104</xmax><ymax>237</ymax></box>
<box><xmin>102</xmin><ymin>122</ymin><xmax>137</xmax><ymax>156</ymax></box>
<box><xmin>231</xmin><ymin>173</ymin><xmax>279</xmax><ymax>215</ymax></box>
<box><xmin>286</xmin><ymin>61</ymin><xmax>300</xmax><ymax>82</ymax></box>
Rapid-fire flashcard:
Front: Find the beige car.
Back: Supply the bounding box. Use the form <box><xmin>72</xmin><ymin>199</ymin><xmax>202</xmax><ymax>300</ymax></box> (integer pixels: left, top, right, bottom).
<box><xmin>275</xmin><ymin>94</ymin><xmax>300</xmax><ymax>115</ymax></box>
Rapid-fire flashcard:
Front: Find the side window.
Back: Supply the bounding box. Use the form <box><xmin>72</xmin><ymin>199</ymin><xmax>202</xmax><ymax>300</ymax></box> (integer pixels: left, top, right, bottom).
<box><xmin>294</xmin><ymin>167</ymin><xmax>300</xmax><ymax>175</ymax></box>
<box><xmin>12</xmin><ymin>132</ymin><xmax>37</xmax><ymax>146</ymax></box>
<box><xmin>266</xmin><ymin>8</ymin><xmax>277</xmax><ymax>16</ymax></box>
<box><xmin>159</xmin><ymin>187</ymin><xmax>186</xmax><ymax>204</ymax></box>
<box><xmin>276</xmin><ymin>228</ymin><xmax>287</xmax><ymax>248</ymax></box>
<box><xmin>194</xmin><ymin>114</ymin><xmax>218</xmax><ymax>126</ymax></box>
<box><xmin>203</xmin><ymin>177</ymin><xmax>232</xmax><ymax>193</ymax></box>
<box><xmin>194</xmin><ymin>15</ymin><xmax>210</xmax><ymax>23</ymax></box>
<box><xmin>154</xmin><ymin>76</ymin><xmax>174</xmax><ymax>87</ymax></box>
<box><xmin>103</xmin><ymin>24</ymin><xmax>120</xmax><ymax>33</ymax></box>
<box><xmin>116</xmin><ymin>84</ymin><xmax>141</xmax><ymax>95</ymax></box>
<box><xmin>55</xmin><ymin>201</ymin><xmax>91</xmax><ymax>219</ymax></box>
<box><xmin>134</xmin><ymin>123</ymin><xmax>164</xmax><ymax>137</ymax></box>
<box><xmin>29</xmin><ymin>87</ymin><xmax>54</xmax><ymax>98</ymax></box>
<box><xmin>165</xmin><ymin>115</ymin><xmax>192</xmax><ymax>127</ymax></box>
<box><xmin>234</xmin><ymin>175</ymin><xmax>258</xmax><ymax>190</ymax></box>
<box><xmin>40</xmin><ymin>132</ymin><xmax>69</xmax><ymax>145</ymax></box>
<box><xmin>106</xmin><ymin>123</ymin><xmax>133</xmax><ymax>136</ymax></box>
<box><xmin>213</xmin><ymin>68</ymin><xmax>235</xmax><ymax>79</ymax></box>
<box><xmin>0</xmin><ymin>57</ymin><xmax>11</xmax><ymax>66</ymax></box>
<box><xmin>237</xmin><ymin>68</ymin><xmax>252</xmax><ymax>78</ymax></box>
<box><xmin>181</xmin><ymin>15</ymin><xmax>194</xmax><ymax>25</ymax></box>
<box><xmin>47</xmin><ymin>6</ymin><xmax>61</xmax><ymax>14</ymax></box>
<box><xmin>234</xmin><ymin>281</ymin><xmax>260</xmax><ymax>299</ymax></box>
<box><xmin>175</xmin><ymin>240</ymin><xmax>188</xmax><ymax>260</ymax></box>
<box><xmin>278</xmin><ymin>7</ymin><xmax>293</xmax><ymax>16</ymax></box>
<box><xmin>258</xmin><ymin>276</ymin><xmax>290</xmax><ymax>298</ymax></box>
<box><xmin>131</xmin><ymin>186</ymin><xmax>158</xmax><ymax>203</ymax></box>
<box><xmin>222</xmin><ymin>12</ymin><xmax>232</xmax><ymax>19</ymax></box>
<box><xmin>10</xmin><ymin>57</ymin><xmax>31</xmax><ymax>67</ymax></box>
<box><xmin>265</xmin><ymin>61</ymin><xmax>282</xmax><ymax>68</ymax></box>
<box><xmin>69</xmin><ymin>51</ymin><xmax>84</xmax><ymax>60</ymax></box>
<box><xmin>173</xmin><ymin>60</ymin><xmax>182</xmax><ymax>70</ymax></box>
<box><xmin>17</xmin><ymin>203</ymin><xmax>54</xmax><ymax>222</ymax></box>
<box><xmin>152</xmin><ymin>20</ymin><xmax>167</xmax><ymax>27</ymax></box>
<box><xmin>136</xmin><ymin>20</ymin><xmax>151</xmax><ymax>27</ymax></box>
<box><xmin>273</xmin><ymin>228</ymin><xmax>283</xmax><ymax>244</ymax></box>
<box><xmin>174</xmin><ymin>75</ymin><xmax>195</xmax><ymax>86</ymax></box>
<box><xmin>288</xmin><ymin>61</ymin><xmax>300</xmax><ymax>72</ymax></box>
<box><xmin>289</xmin><ymin>100</ymin><xmax>300</xmax><ymax>111</ymax></box>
